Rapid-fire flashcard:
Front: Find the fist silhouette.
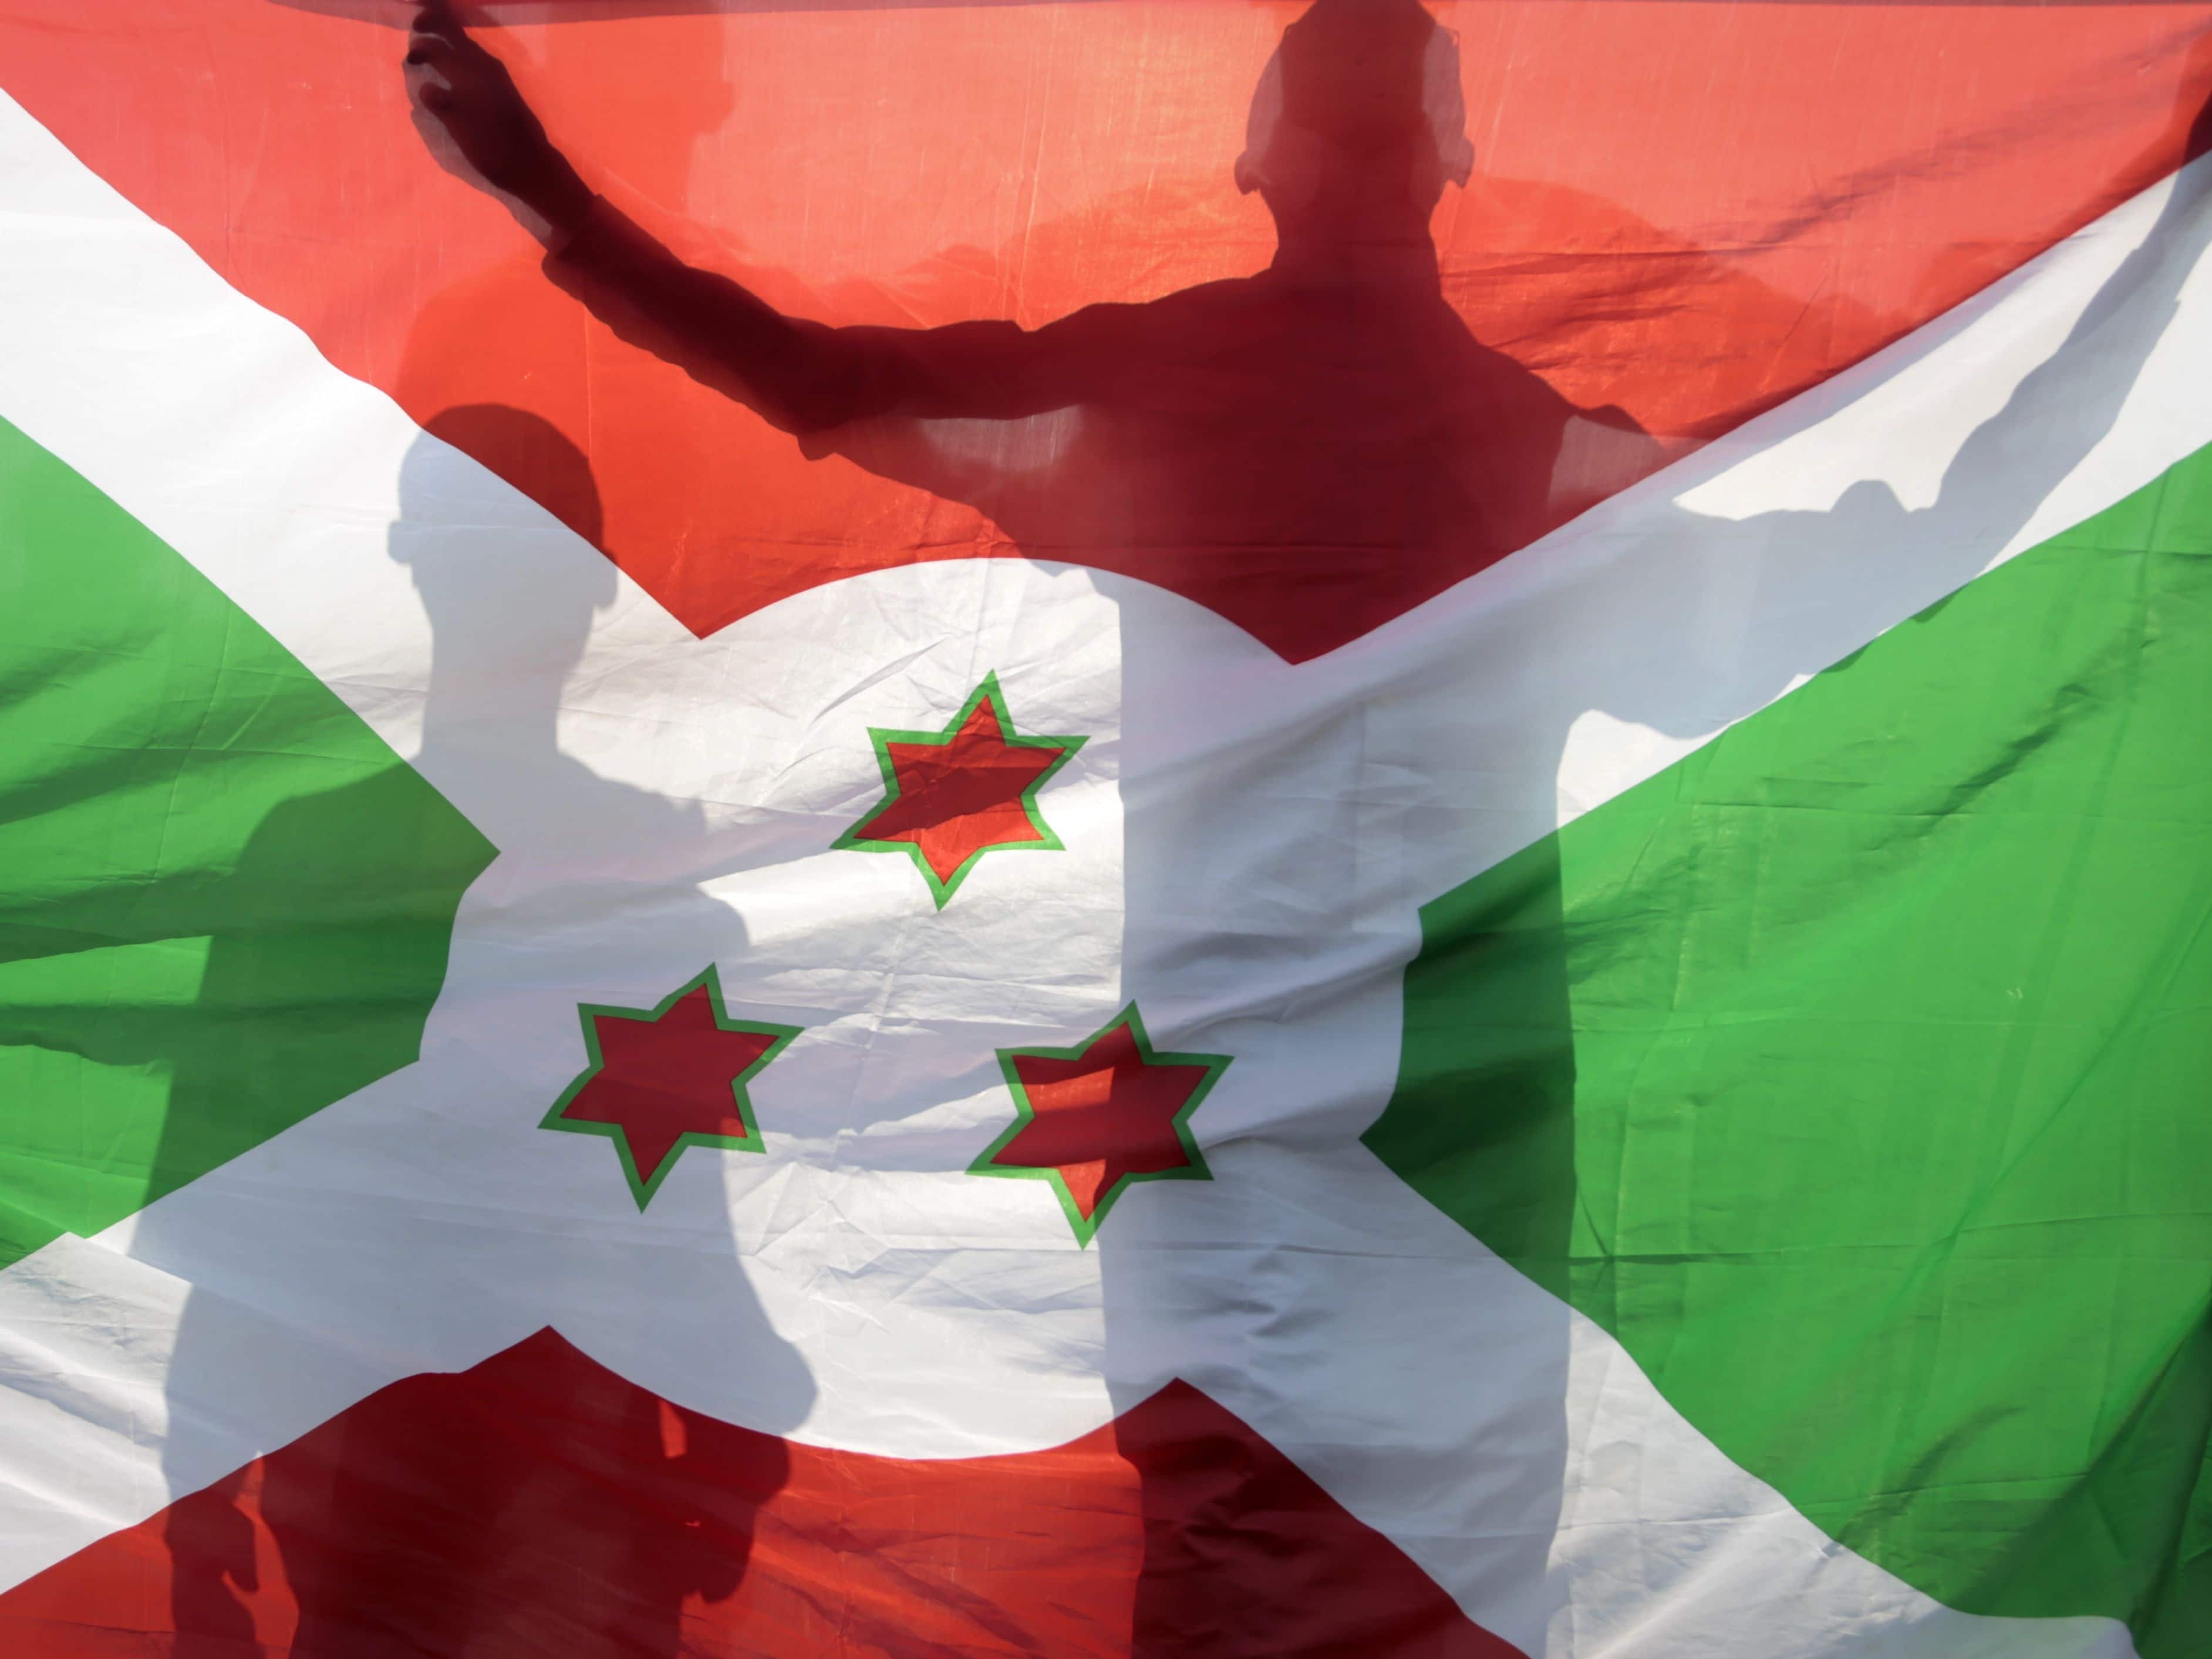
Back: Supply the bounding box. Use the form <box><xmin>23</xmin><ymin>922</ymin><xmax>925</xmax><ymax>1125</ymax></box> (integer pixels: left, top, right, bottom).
<box><xmin>404</xmin><ymin>2</ymin><xmax>588</xmax><ymax>235</ymax></box>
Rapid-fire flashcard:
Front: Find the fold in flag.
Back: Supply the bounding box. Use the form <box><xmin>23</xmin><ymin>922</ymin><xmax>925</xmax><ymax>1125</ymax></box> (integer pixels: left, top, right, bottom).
<box><xmin>0</xmin><ymin>1</ymin><xmax>2206</xmax><ymax>1654</ymax></box>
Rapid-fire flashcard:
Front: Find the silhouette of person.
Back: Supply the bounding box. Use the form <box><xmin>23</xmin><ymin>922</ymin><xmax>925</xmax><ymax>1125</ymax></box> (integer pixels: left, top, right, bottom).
<box><xmin>147</xmin><ymin>406</ymin><xmax>804</xmax><ymax>1656</ymax></box>
<box><xmin>402</xmin><ymin>9</ymin><xmax>1611</xmax><ymax>1650</ymax></box>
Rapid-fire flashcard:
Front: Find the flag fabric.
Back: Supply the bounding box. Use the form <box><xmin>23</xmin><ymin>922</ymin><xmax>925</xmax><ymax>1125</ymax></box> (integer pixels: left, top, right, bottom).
<box><xmin>0</xmin><ymin>2</ymin><xmax>2207</xmax><ymax>1655</ymax></box>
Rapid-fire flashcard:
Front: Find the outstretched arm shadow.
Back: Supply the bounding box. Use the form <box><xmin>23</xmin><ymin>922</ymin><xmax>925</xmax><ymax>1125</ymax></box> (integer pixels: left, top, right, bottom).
<box><xmin>1569</xmin><ymin>93</ymin><xmax>2212</xmax><ymax>748</ymax></box>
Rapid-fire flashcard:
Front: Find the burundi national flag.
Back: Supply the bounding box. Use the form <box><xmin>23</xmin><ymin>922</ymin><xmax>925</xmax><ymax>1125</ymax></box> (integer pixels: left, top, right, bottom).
<box><xmin>0</xmin><ymin>1</ymin><xmax>2207</xmax><ymax>1655</ymax></box>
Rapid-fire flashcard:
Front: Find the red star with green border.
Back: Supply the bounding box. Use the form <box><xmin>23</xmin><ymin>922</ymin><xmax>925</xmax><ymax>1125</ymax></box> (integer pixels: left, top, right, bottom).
<box><xmin>834</xmin><ymin>673</ymin><xmax>1085</xmax><ymax>908</ymax></box>
<box><xmin>541</xmin><ymin>967</ymin><xmax>800</xmax><ymax>1209</ymax></box>
<box><xmin>971</xmin><ymin>1004</ymin><xmax>1231</xmax><ymax>1246</ymax></box>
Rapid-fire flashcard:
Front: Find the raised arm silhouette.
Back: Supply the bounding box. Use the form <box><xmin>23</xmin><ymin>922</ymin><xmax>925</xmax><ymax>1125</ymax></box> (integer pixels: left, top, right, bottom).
<box><xmin>1551</xmin><ymin>73</ymin><xmax>2212</xmax><ymax>755</ymax></box>
<box><xmin>405</xmin><ymin>0</ymin><xmax>1658</xmax><ymax>664</ymax></box>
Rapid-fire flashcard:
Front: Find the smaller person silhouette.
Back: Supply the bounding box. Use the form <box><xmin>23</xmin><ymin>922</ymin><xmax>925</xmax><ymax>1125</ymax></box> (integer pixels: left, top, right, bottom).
<box><xmin>154</xmin><ymin>408</ymin><xmax>803</xmax><ymax>1657</ymax></box>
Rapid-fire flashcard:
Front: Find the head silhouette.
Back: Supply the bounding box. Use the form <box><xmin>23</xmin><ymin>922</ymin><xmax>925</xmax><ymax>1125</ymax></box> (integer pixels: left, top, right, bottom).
<box><xmin>391</xmin><ymin>404</ymin><xmax>616</xmax><ymax>720</ymax></box>
<box><xmin>1236</xmin><ymin>0</ymin><xmax>1474</xmax><ymax>250</ymax></box>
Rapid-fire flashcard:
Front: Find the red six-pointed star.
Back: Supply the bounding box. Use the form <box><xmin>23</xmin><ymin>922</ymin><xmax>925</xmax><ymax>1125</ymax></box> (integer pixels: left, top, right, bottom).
<box><xmin>837</xmin><ymin>675</ymin><xmax>1085</xmax><ymax>908</ymax></box>
<box><xmin>542</xmin><ymin>969</ymin><xmax>800</xmax><ymax>1209</ymax></box>
<box><xmin>975</xmin><ymin>1006</ymin><xmax>1232</xmax><ymax>1245</ymax></box>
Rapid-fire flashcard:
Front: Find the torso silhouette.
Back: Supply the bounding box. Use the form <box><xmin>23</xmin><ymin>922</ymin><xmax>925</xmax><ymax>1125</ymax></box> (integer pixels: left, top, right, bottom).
<box><xmin>553</xmin><ymin>210</ymin><xmax>1647</xmax><ymax>662</ymax></box>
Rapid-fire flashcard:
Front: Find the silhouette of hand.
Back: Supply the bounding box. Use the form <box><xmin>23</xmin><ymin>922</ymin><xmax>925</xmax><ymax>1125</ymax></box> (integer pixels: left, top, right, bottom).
<box><xmin>405</xmin><ymin>1</ymin><xmax>591</xmax><ymax>240</ymax></box>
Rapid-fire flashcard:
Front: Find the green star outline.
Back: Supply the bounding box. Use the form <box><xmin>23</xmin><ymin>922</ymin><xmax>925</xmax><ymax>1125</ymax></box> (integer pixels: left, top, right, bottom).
<box><xmin>539</xmin><ymin>965</ymin><xmax>801</xmax><ymax>1211</ymax></box>
<box><xmin>970</xmin><ymin>1002</ymin><xmax>1230</xmax><ymax>1247</ymax></box>
<box><xmin>831</xmin><ymin>671</ymin><xmax>1087</xmax><ymax>909</ymax></box>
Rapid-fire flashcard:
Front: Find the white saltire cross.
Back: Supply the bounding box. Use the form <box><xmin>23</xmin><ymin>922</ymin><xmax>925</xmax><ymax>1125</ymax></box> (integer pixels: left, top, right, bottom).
<box><xmin>1</xmin><ymin>86</ymin><xmax>2203</xmax><ymax>1658</ymax></box>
